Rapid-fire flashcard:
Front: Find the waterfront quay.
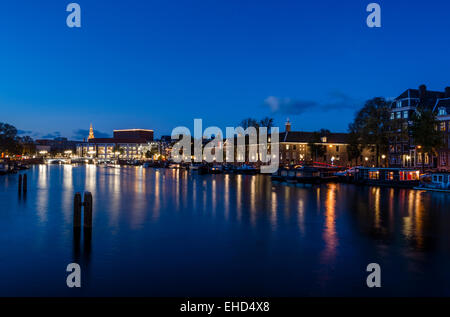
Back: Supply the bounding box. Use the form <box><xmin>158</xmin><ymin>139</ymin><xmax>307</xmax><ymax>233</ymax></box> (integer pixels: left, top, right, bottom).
<box><xmin>1</xmin><ymin>164</ymin><xmax>450</xmax><ymax>296</ymax></box>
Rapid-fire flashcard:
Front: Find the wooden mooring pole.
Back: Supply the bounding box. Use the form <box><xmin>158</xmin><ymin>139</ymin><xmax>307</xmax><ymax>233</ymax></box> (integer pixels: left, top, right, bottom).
<box><xmin>23</xmin><ymin>174</ymin><xmax>27</xmax><ymax>193</ymax></box>
<box><xmin>73</xmin><ymin>191</ymin><xmax>93</xmax><ymax>229</ymax></box>
<box><xmin>83</xmin><ymin>192</ymin><xmax>93</xmax><ymax>229</ymax></box>
<box><xmin>18</xmin><ymin>175</ymin><xmax>22</xmax><ymax>193</ymax></box>
<box><xmin>73</xmin><ymin>192</ymin><xmax>82</xmax><ymax>228</ymax></box>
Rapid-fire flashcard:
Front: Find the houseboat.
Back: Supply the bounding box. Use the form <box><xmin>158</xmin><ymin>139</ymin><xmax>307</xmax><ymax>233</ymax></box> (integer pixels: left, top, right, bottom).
<box><xmin>0</xmin><ymin>159</ymin><xmax>10</xmax><ymax>175</ymax></box>
<box><xmin>209</xmin><ymin>164</ymin><xmax>223</xmax><ymax>174</ymax></box>
<box><xmin>235</xmin><ymin>164</ymin><xmax>258</xmax><ymax>175</ymax></box>
<box><xmin>271</xmin><ymin>166</ymin><xmax>339</xmax><ymax>184</ymax></box>
<box><xmin>354</xmin><ymin>167</ymin><xmax>420</xmax><ymax>188</ymax></box>
<box><xmin>414</xmin><ymin>172</ymin><xmax>450</xmax><ymax>193</ymax></box>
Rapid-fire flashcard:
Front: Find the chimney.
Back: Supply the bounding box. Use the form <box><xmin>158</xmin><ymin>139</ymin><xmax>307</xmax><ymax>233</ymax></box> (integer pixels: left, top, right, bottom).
<box><xmin>419</xmin><ymin>84</ymin><xmax>427</xmax><ymax>97</ymax></box>
<box><xmin>285</xmin><ymin>118</ymin><xmax>291</xmax><ymax>132</ymax></box>
<box><xmin>445</xmin><ymin>87</ymin><xmax>450</xmax><ymax>98</ymax></box>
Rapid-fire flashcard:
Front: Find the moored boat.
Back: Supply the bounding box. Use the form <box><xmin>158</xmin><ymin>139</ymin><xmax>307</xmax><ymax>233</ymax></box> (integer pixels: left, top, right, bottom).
<box><xmin>209</xmin><ymin>165</ymin><xmax>223</xmax><ymax>174</ymax></box>
<box><xmin>235</xmin><ymin>164</ymin><xmax>258</xmax><ymax>175</ymax></box>
<box><xmin>354</xmin><ymin>167</ymin><xmax>420</xmax><ymax>188</ymax></box>
<box><xmin>414</xmin><ymin>172</ymin><xmax>450</xmax><ymax>193</ymax></box>
<box><xmin>0</xmin><ymin>159</ymin><xmax>9</xmax><ymax>175</ymax></box>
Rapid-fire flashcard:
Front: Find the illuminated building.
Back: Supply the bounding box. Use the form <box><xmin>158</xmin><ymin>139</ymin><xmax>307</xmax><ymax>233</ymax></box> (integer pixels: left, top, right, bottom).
<box><xmin>77</xmin><ymin>128</ymin><xmax>157</xmax><ymax>159</ymax></box>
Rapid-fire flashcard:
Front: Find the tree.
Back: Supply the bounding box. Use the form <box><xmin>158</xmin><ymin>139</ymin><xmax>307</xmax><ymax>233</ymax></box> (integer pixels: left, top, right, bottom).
<box><xmin>410</xmin><ymin>107</ymin><xmax>444</xmax><ymax>171</ymax></box>
<box><xmin>308</xmin><ymin>132</ymin><xmax>326</xmax><ymax>162</ymax></box>
<box><xmin>240</xmin><ymin>118</ymin><xmax>259</xmax><ymax>130</ymax></box>
<box><xmin>145</xmin><ymin>147</ymin><xmax>159</xmax><ymax>159</ymax></box>
<box><xmin>259</xmin><ymin>117</ymin><xmax>274</xmax><ymax>128</ymax></box>
<box><xmin>346</xmin><ymin>125</ymin><xmax>363</xmax><ymax>166</ymax></box>
<box><xmin>0</xmin><ymin>122</ymin><xmax>22</xmax><ymax>155</ymax></box>
<box><xmin>349</xmin><ymin>97</ymin><xmax>392</xmax><ymax>166</ymax></box>
<box><xmin>19</xmin><ymin>136</ymin><xmax>36</xmax><ymax>155</ymax></box>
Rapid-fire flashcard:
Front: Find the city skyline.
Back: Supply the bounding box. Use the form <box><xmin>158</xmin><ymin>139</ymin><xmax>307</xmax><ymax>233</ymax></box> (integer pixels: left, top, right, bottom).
<box><xmin>1</xmin><ymin>0</ymin><xmax>449</xmax><ymax>139</ymax></box>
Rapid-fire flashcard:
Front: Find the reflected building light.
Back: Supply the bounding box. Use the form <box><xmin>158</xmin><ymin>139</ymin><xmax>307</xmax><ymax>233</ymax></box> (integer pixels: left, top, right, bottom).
<box><xmin>250</xmin><ymin>176</ymin><xmax>256</xmax><ymax>226</ymax></box>
<box><xmin>37</xmin><ymin>165</ymin><xmax>49</xmax><ymax>224</ymax></box>
<box><xmin>236</xmin><ymin>175</ymin><xmax>242</xmax><ymax>221</ymax></box>
<box><xmin>271</xmin><ymin>191</ymin><xmax>277</xmax><ymax>229</ymax></box>
<box><xmin>62</xmin><ymin>165</ymin><xmax>73</xmax><ymax>224</ymax></box>
<box><xmin>224</xmin><ymin>174</ymin><xmax>229</xmax><ymax>220</ymax></box>
<box><xmin>298</xmin><ymin>199</ymin><xmax>305</xmax><ymax>235</ymax></box>
<box><xmin>321</xmin><ymin>184</ymin><xmax>338</xmax><ymax>264</ymax></box>
<box><xmin>374</xmin><ymin>187</ymin><xmax>381</xmax><ymax>229</ymax></box>
<box><xmin>212</xmin><ymin>179</ymin><xmax>217</xmax><ymax>216</ymax></box>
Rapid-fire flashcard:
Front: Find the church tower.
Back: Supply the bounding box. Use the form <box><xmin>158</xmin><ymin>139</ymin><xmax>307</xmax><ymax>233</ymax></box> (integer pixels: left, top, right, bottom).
<box><xmin>88</xmin><ymin>123</ymin><xmax>95</xmax><ymax>140</ymax></box>
<box><xmin>285</xmin><ymin>118</ymin><xmax>291</xmax><ymax>132</ymax></box>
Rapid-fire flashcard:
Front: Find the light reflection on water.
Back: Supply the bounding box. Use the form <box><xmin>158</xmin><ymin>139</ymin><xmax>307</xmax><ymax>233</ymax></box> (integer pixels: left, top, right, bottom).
<box><xmin>1</xmin><ymin>165</ymin><xmax>450</xmax><ymax>296</ymax></box>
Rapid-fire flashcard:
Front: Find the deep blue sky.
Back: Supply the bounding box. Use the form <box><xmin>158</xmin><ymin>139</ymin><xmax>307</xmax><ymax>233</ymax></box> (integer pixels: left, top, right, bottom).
<box><xmin>1</xmin><ymin>0</ymin><xmax>449</xmax><ymax>140</ymax></box>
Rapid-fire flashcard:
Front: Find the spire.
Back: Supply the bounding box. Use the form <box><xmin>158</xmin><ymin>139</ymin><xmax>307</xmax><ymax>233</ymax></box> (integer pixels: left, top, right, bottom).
<box><xmin>285</xmin><ymin>118</ymin><xmax>291</xmax><ymax>132</ymax></box>
<box><xmin>88</xmin><ymin>123</ymin><xmax>95</xmax><ymax>140</ymax></box>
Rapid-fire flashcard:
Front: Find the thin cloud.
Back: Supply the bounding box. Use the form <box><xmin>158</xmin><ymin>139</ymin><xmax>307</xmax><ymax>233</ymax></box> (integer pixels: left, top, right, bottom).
<box><xmin>17</xmin><ymin>129</ymin><xmax>33</xmax><ymax>135</ymax></box>
<box><xmin>264</xmin><ymin>96</ymin><xmax>318</xmax><ymax>115</ymax></box>
<box><xmin>41</xmin><ymin>132</ymin><xmax>61</xmax><ymax>139</ymax></box>
<box><xmin>264</xmin><ymin>92</ymin><xmax>362</xmax><ymax>115</ymax></box>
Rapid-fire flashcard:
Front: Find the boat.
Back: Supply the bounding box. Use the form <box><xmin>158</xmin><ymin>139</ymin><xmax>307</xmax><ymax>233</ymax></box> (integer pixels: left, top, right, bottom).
<box><xmin>223</xmin><ymin>164</ymin><xmax>234</xmax><ymax>173</ymax></box>
<box><xmin>414</xmin><ymin>172</ymin><xmax>450</xmax><ymax>193</ymax></box>
<box><xmin>168</xmin><ymin>163</ymin><xmax>180</xmax><ymax>169</ymax></box>
<box><xmin>15</xmin><ymin>163</ymin><xmax>30</xmax><ymax>171</ymax></box>
<box><xmin>209</xmin><ymin>164</ymin><xmax>223</xmax><ymax>174</ymax></box>
<box><xmin>272</xmin><ymin>165</ymin><xmax>345</xmax><ymax>184</ymax></box>
<box><xmin>189</xmin><ymin>163</ymin><xmax>201</xmax><ymax>171</ymax></box>
<box><xmin>271</xmin><ymin>168</ymin><xmax>285</xmax><ymax>181</ymax></box>
<box><xmin>235</xmin><ymin>164</ymin><xmax>258</xmax><ymax>175</ymax></box>
<box><xmin>0</xmin><ymin>160</ymin><xmax>10</xmax><ymax>175</ymax></box>
<box><xmin>335</xmin><ymin>166</ymin><xmax>359</xmax><ymax>182</ymax></box>
<box><xmin>354</xmin><ymin>167</ymin><xmax>420</xmax><ymax>188</ymax></box>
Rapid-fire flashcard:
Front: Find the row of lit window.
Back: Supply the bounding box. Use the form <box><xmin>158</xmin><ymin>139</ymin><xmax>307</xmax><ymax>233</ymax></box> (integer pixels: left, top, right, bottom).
<box><xmin>391</xmin><ymin>111</ymin><xmax>409</xmax><ymax>120</ymax></box>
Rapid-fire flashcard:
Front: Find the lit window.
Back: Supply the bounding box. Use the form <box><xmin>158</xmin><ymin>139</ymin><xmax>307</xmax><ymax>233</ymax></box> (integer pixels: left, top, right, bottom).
<box><xmin>403</xmin><ymin>111</ymin><xmax>408</xmax><ymax>119</ymax></box>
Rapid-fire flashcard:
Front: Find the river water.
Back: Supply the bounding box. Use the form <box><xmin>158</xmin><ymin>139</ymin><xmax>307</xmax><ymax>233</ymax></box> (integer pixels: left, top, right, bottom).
<box><xmin>1</xmin><ymin>165</ymin><xmax>449</xmax><ymax>296</ymax></box>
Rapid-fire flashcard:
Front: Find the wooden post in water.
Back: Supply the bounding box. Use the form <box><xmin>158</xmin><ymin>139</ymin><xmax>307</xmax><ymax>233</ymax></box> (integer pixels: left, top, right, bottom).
<box><xmin>18</xmin><ymin>175</ymin><xmax>22</xmax><ymax>193</ymax></box>
<box><xmin>22</xmin><ymin>174</ymin><xmax>27</xmax><ymax>193</ymax></box>
<box><xmin>83</xmin><ymin>192</ymin><xmax>93</xmax><ymax>229</ymax></box>
<box><xmin>73</xmin><ymin>192</ymin><xmax>82</xmax><ymax>228</ymax></box>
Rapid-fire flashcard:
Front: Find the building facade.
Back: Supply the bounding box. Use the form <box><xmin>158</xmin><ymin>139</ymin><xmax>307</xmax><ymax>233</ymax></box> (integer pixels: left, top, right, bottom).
<box><xmin>435</xmin><ymin>97</ymin><xmax>450</xmax><ymax>170</ymax></box>
<box><xmin>389</xmin><ymin>85</ymin><xmax>450</xmax><ymax>169</ymax></box>
<box><xmin>277</xmin><ymin>126</ymin><xmax>376</xmax><ymax>167</ymax></box>
<box><xmin>76</xmin><ymin>128</ymin><xmax>156</xmax><ymax>160</ymax></box>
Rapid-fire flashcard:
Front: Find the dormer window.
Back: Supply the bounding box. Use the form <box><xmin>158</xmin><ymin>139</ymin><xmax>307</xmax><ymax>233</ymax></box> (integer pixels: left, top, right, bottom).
<box><xmin>321</xmin><ymin>137</ymin><xmax>327</xmax><ymax>143</ymax></box>
<box><xmin>438</xmin><ymin>108</ymin><xmax>447</xmax><ymax>116</ymax></box>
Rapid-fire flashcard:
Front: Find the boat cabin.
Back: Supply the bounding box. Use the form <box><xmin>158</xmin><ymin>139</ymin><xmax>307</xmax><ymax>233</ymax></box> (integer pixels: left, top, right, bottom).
<box><xmin>354</xmin><ymin>167</ymin><xmax>420</xmax><ymax>187</ymax></box>
<box><xmin>429</xmin><ymin>172</ymin><xmax>450</xmax><ymax>189</ymax></box>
